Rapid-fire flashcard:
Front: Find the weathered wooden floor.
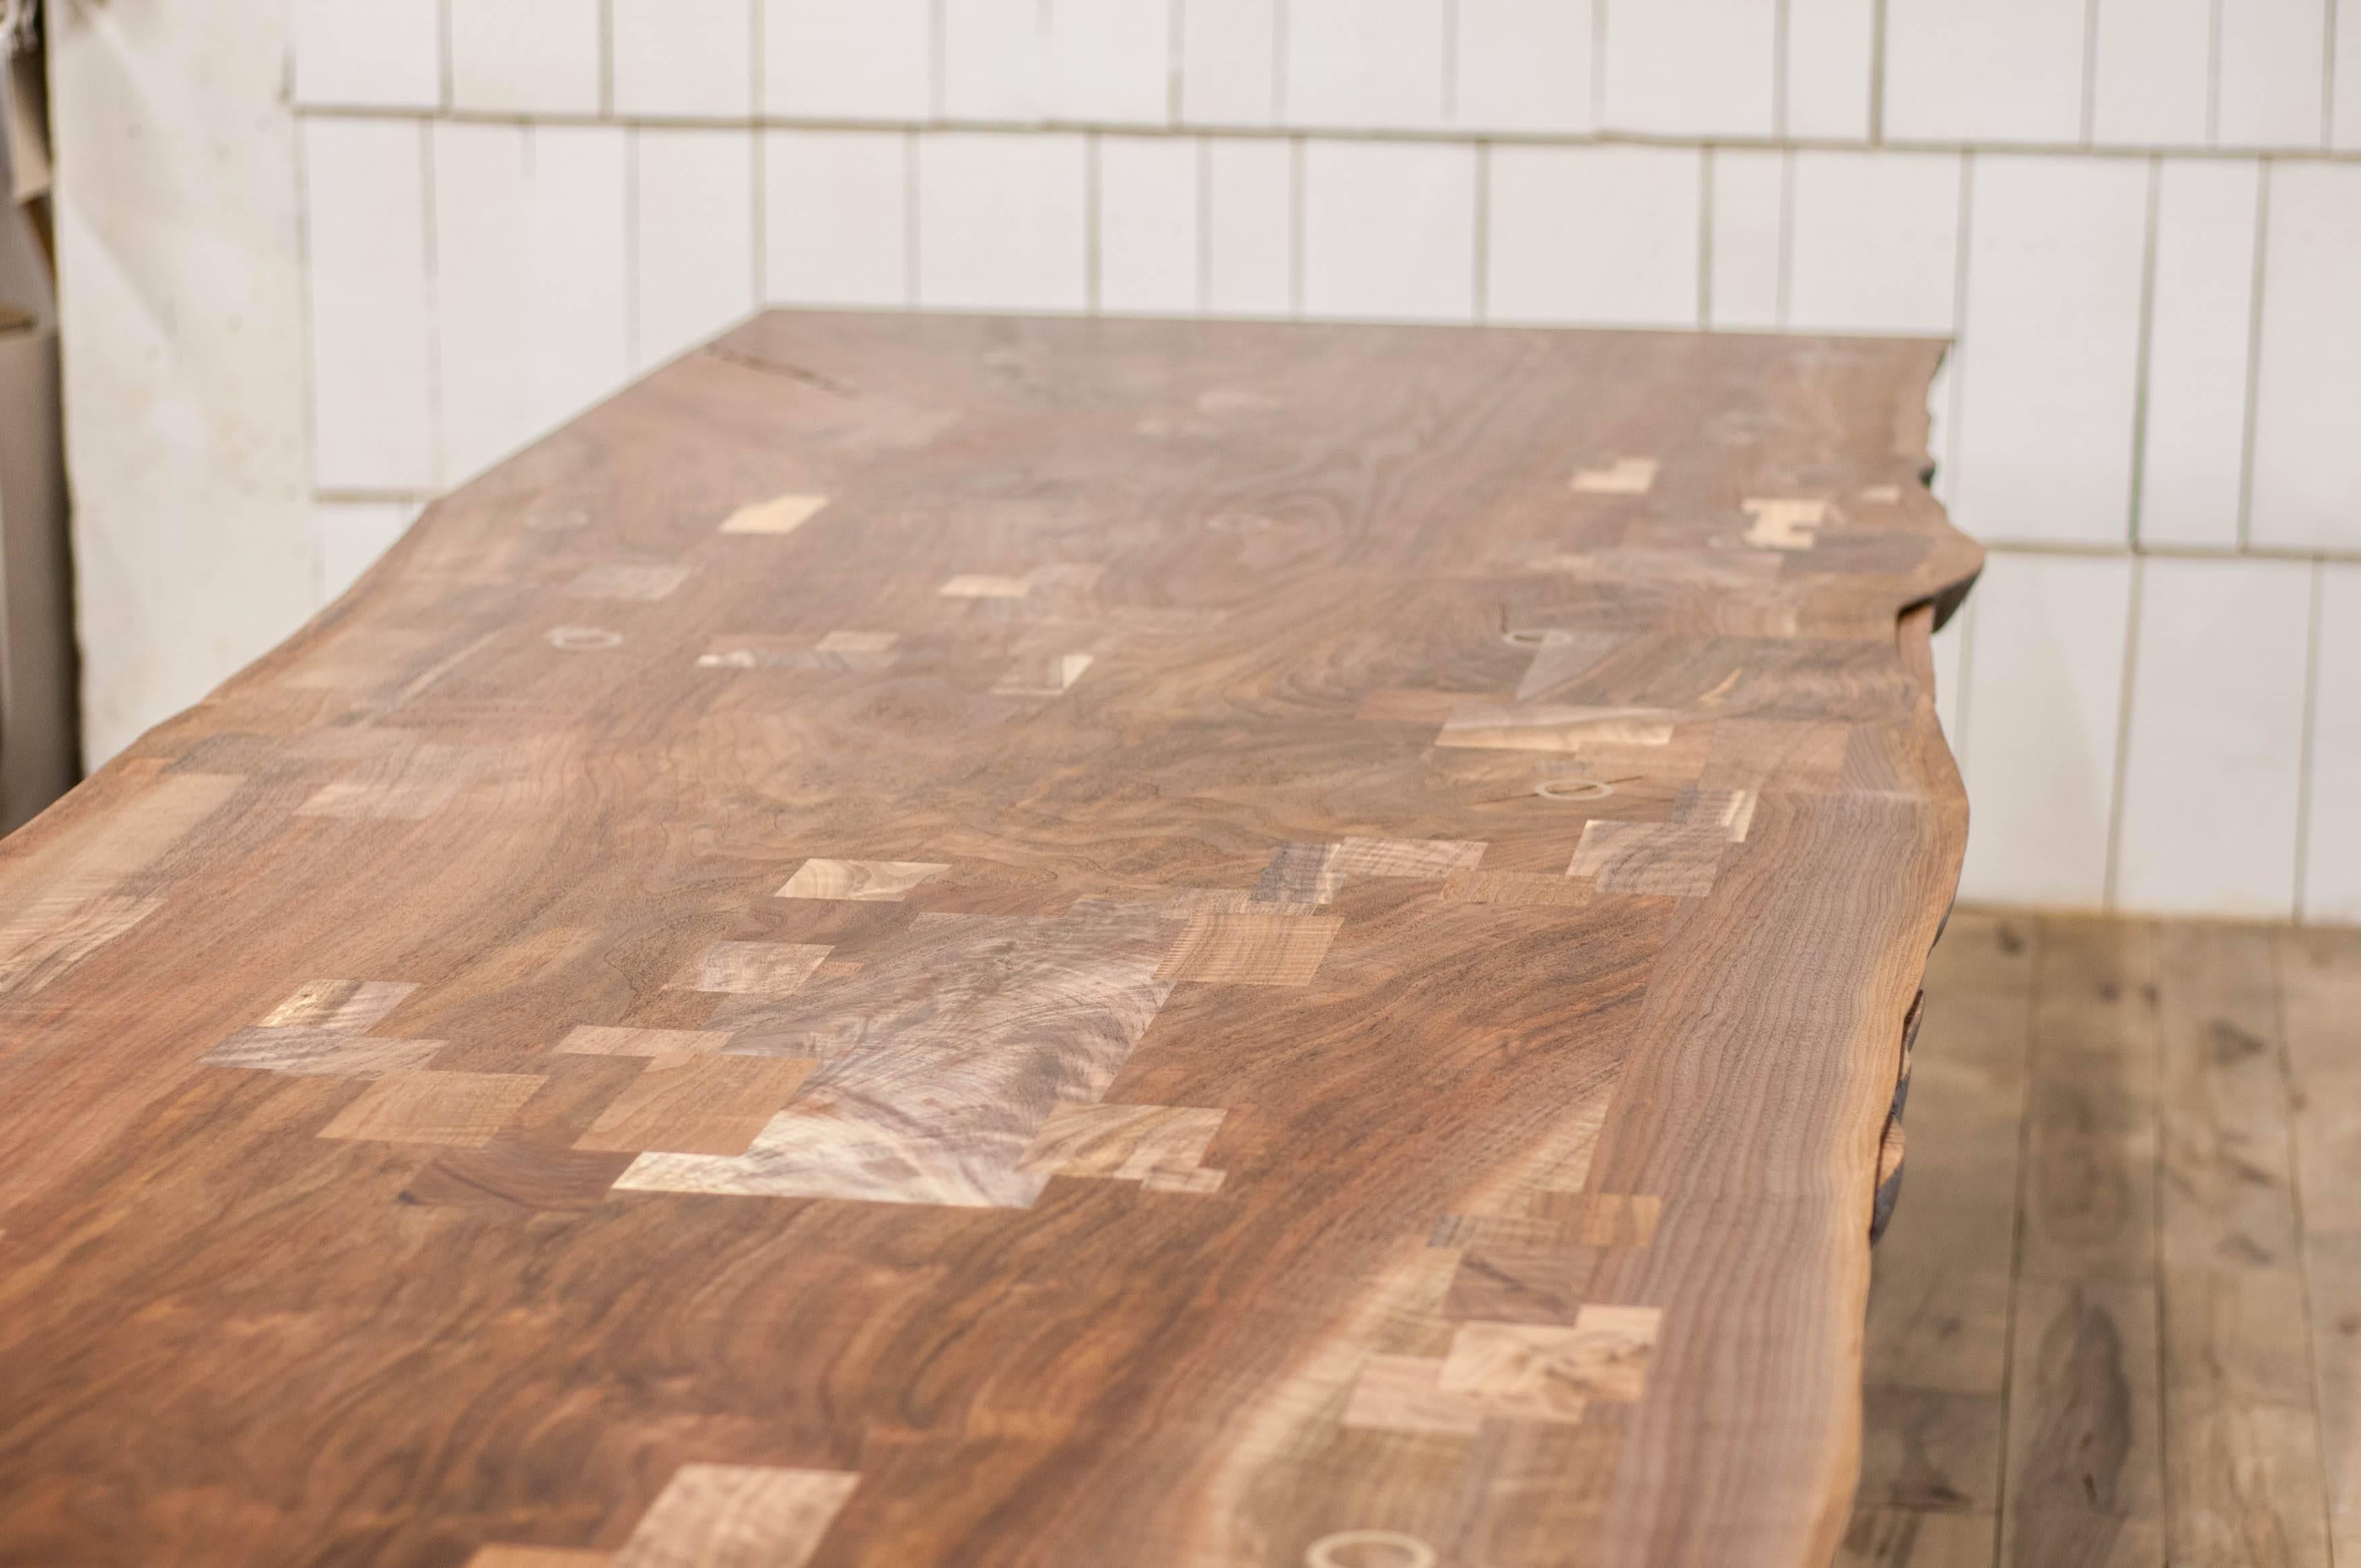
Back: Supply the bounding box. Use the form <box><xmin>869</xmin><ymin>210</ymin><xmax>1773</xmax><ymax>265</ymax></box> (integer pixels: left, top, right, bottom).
<box><xmin>1846</xmin><ymin>910</ymin><xmax>2361</xmax><ymax>1568</ymax></box>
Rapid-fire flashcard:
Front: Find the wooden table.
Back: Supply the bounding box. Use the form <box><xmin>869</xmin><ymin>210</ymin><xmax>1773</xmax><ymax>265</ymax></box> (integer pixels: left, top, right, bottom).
<box><xmin>0</xmin><ymin>313</ymin><xmax>1979</xmax><ymax>1568</ymax></box>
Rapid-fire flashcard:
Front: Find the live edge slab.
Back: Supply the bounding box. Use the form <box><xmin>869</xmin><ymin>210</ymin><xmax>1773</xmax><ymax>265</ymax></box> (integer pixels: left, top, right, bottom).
<box><xmin>0</xmin><ymin>314</ymin><xmax>1980</xmax><ymax>1568</ymax></box>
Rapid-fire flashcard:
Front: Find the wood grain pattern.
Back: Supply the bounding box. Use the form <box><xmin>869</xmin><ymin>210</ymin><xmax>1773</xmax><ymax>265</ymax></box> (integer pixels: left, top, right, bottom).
<box><xmin>0</xmin><ymin>314</ymin><xmax>1976</xmax><ymax>1567</ymax></box>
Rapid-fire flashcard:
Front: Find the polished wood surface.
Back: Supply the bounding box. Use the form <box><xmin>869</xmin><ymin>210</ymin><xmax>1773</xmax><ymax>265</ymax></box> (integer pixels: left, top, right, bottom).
<box><xmin>1844</xmin><ymin>912</ymin><xmax>2357</xmax><ymax>1568</ymax></box>
<box><xmin>0</xmin><ymin>312</ymin><xmax>1978</xmax><ymax>1568</ymax></box>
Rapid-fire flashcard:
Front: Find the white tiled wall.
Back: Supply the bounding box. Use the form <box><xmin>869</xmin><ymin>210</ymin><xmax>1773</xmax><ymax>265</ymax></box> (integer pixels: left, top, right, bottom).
<box><xmin>98</xmin><ymin>0</ymin><xmax>2361</xmax><ymax>924</ymax></box>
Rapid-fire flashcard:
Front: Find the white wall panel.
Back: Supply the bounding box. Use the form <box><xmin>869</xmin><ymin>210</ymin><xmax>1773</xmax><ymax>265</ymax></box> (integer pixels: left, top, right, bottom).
<box><xmin>1098</xmin><ymin>137</ymin><xmax>1201</xmax><ymax>315</ymax></box>
<box><xmin>2302</xmin><ymin>564</ymin><xmax>2361</xmax><ymax>923</ymax></box>
<box><xmin>2217</xmin><ymin>0</ymin><xmax>2329</xmax><ymax>148</ymax></box>
<box><xmin>304</xmin><ymin>118</ymin><xmax>436</xmax><ymax>492</ymax></box>
<box><xmin>613</xmin><ymin>0</ymin><xmax>753</xmax><ymax>121</ymax></box>
<box><xmin>1303</xmin><ymin>140</ymin><xmax>1475</xmax><ymax>321</ymax></box>
<box><xmin>1285</xmin><ymin>0</ymin><xmax>1449</xmax><ymax>129</ymax></box>
<box><xmin>633</xmin><ymin>129</ymin><xmax>757</xmax><ymax>371</ymax></box>
<box><xmin>292</xmin><ymin>0</ymin><xmax>442</xmax><ymax>110</ymax></box>
<box><xmin>2090</xmin><ymin>0</ymin><xmax>2210</xmax><ymax>147</ymax></box>
<box><xmin>432</xmin><ymin>121</ymin><xmax>531</xmax><ymax>486</ymax></box>
<box><xmin>449</xmin><ymin>0</ymin><xmax>602</xmax><ymax>115</ymax></box>
<box><xmin>1786</xmin><ymin>150</ymin><xmax>1961</xmax><ymax>335</ymax></box>
<box><xmin>1600</xmin><ymin>0</ymin><xmax>1775</xmax><ymax>138</ymax></box>
<box><xmin>1455</xmin><ymin>0</ymin><xmax>1595</xmax><ymax>134</ymax></box>
<box><xmin>1486</xmin><ymin>144</ymin><xmax>1701</xmax><ymax>328</ymax></box>
<box><xmin>764</xmin><ymin>131</ymin><xmax>911</xmax><ymax>308</ymax></box>
<box><xmin>917</xmin><ymin>133</ymin><xmax>1091</xmax><ymax>312</ymax></box>
<box><xmin>1180</xmin><ymin>0</ymin><xmax>1277</xmax><ymax>125</ymax></box>
<box><xmin>1707</xmin><ymin>149</ymin><xmax>1784</xmax><ymax>330</ymax></box>
<box><xmin>1956</xmin><ymin>552</ymin><xmax>2134</xmax><ymax>910</ymax></box>
<box><xmin>1783</xmin><ymin>0</ymin><xmax>1875</xmax><ymax>140</ymax></box>
<box><xmin>2248</xmin><ymin>161</ymin><xmax>2361</xmax><ymax>550</ymax></box>
<box><xmin>2116</xmin><ymin>557</ymin><xmax>2313</xmax><ymax>918</ymax></box>
<box><xmin>1203</xmin><ymin>139</ymin><xmax>1292</xmax><ymax>316</ymax></box>
<box><xmin>763</xmin><ymin>0</ymin><xmax>932</xmax><ymax>121</ymax></box>
<box><xmin>2337</xmin><ymin>0</ymin><xmax>2361</xmax><ymax>148</ymax></box>
<box><xmin>1883</xmin><ymin>0</ymin><xmax>2086</xmax><ymax>144</ymax></box>
<box><xmin>2138</xmin><ymin>160</ymin><xmax>2260</xmax><ymax>549</ymax></box>
<box><xmin>525</xmin><ymin>126</ymin><xmax>631</xmax><ymax>433</ymax></box>
<box><xmin>1952</xmin><ymin>156</ymin><xmax>2149</xmax><ymax>546</ymax></box>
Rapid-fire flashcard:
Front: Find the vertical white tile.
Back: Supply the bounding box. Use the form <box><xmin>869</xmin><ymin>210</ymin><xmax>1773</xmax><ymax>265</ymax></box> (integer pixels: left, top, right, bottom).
<box><xmin>763</xmin><ymin>130</ymin><xmax>911</xmax><ymax>307</ymax></box>
<box><xmin>2090</xmin><ymin>0</ymin><xmax>2211</xmax><ymax>147</ymax></box>
<box><xmin>448</xmin><ymin>0</ymin><xmax>604</xmax><ymax>115</ymax></box>
<box><xmin>1785</xmin><ymin>150</ymin><xmax>1961</xmax><ymax>334</ymax></box>
<box><xmin>916</xmin><ymin>132</ymin><xmax>1090</xmax><ymax>312</ymax></box>
<box><xmin>526</xmin><ymin>125</ymin><xmax>631</xmax><ymax>433</ymax></box>
<box><xmin>1953</xmin><ymin>156</ymin><xmax>2149</xmax><ymax>547</ymax></box>
<box><xmin>1929</xmin><ymin>604</ymin><xmax>1966</xmax><ymax>751</ymax></box>
<box><xmin>1303</xmin><ymin>140</ymin><xmax>1475</xmax><ymax>321</ymax></box>
<box><xmin>304</xmin><ymin>119</ymin><xmax>435</xmax><ymax>492</ymax></box>
<box><xmin>1707</xmin><ymin>148</ymin><xmax>1783</xmax><ymax>331</ymax></box>
<box><xmin>1098</xmin><ymin>136</ymin><xmax>1200</xmax><ymax>315</ymax></box>
<box><xmin>1784</xmin><ymin>0</ymin><xmax>1875</xmax><ymax>140</ymax></box>
<box><xmin>942</xmin><ymin>0</ymin><xmax>1047</xmax><ymax>121</ymax></box>
<box><xmin>1050</xmin><ymin>0</ymin><xmax>1173</xmax><ymax>125</ymax></box>
<box><xmin>1956</xmin><ymin>552</ymin><xmax>2134</xmax><ymax>909</ymax></box>
<box><xmin>1454</xmin><ymin>0</ymin><xmax>1596</xmax><ymax>134</ymax></box>
<box><xmin>2218</xmin><ymin>0</ymin><xmax>2329</xmax><ymax>147</ymax></box>
<box><xmin>2302</xmin><ymin>563</ymin><xmax>2361</xmax><ymax>923</ymax></box>
<box><xmin>1204</xmin><ymin>138</ymin><xmax>1292</xmax><ymax>316</ymax></box>
<box><xmin>633</xmin><ymin>129</ymin><xmax>758</xmax><ymax>371</ymax></box>
<box><xmin>314</xmin><ymin>502</ymin><xmax>420</xmax><ymax>604</ymax></box>
<box><xmin>1485</xmin><ymin>144</ymin><xmax>1701</xmax><ymax>328</ymax></box>
<box><xmin>1600</xmin><ymin>0</ymin><xmax>1776</xmax><ymax>138</ymax></box>
<box><xmin>2337</xmin><ymin>0</ymin><xmax>2361</xmax><ymax>148</ymax></box>
<box><xmin>2116</xmin><ymin>558</ymin><xmax>2313</xmax><ymax>919</ymax></box>
<box><xmin>1181</xmin><ymin>0</ymin><xmax>1277</xmax><ymax>125</ymax></box>
<box><xmin>2248</xmin><ymin>161</ymin><xmax>2361</xmax><ymax>550</ymax></box>
<box><xmin>763</xmin><ymin>0</ymin><xmax>932</xmax><ymax>120</ymax></box>
<box><xmin>2138</xmin><ymin>159</ymin><xmax>2260</xmax><ymax>550</ymax></box>
<box><xmin>292</xmin><ymin>0</ymin><xmax>442</xmax><ymax>109</ymax></box>
<box><xmin>613</xmin><ymin>0</ymin><xmax>754</xmax><ymax>120</ymax></box>
<box><xmin>432</xmin><ymin>122</ymin><xmax>530</xmax><ymax>486</ymax></box>
<box><xmin>1285</xmin><ymin>0</ymin><xmax>1449</xmax><ymax>129</ymax></box>
<box><xmin>1883</xmin><ymin>0</ymin><xmax>2086</xmax><ymax>144</ymax></box>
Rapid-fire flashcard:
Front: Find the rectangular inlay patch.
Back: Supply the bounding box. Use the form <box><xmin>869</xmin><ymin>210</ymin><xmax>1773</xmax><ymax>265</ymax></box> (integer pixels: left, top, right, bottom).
<box><xmin>557</xmin><ymin>1026</ymin><xmax>734</xmax><ymax>1058</ymax></box>
<box><xmin>697</xmin><ymin>633</ymin><xmax>899</xmax><ymax>671</ymax></box>
<box><xmin>719</xmin><ymin>494</ymin><xmax>830</xmax><ymax>535</ymax></box>
<box><xmin>1342</xmin><ymin>1354</ymin><xmax>1489</xmax><ymax>1436</ymax></box>
<box><xmin>1566</xmin><ymin>821</ymin><xmax>1727</xmax><ymax>897</ymax></box>
<box><xmin>204</xmin><ymin>1027</ymin><xmax>445</xmax><ymax>1077</ymax></box>
<box><xmin>318</xmin><ymin>1070</ymin><xmax>546</xmax><ymax>1147</ymax></box>
<box><xmin>1439</xmin><ymin>1306</ymin><xmax>1663</xmax><ymax>1405</ymax></box>
<box><xmin>567</xmin><ymin>563</ymin><xmax>693</xmax><ymax>600</ymax></box>
<box><xmin>680</xmin><ymin>942</ymin><xmax>834</xmax><ymax>996</ymax></box>
<box><xmin>1157</xmin><ymin>912</ymin><xmax>1342</xmax><ymax>985</ymax></box>
<box><xmin>1570</xmin><ymin>457</ymin><xmax>1658</xmax><ymax>494</ymax></box>
<box><xmin>574</xmin><ymin>1055</ymin><xmax>818</xmax><ymax>1156</ymax></box>
<box><xmin>1741</xmin><ymin>498</ymin><xmax>1827</xmax><ymax>550</ymax></box>
<box><xmin>260</xmin><ymin>979</ymin><xmax>420</xmax><ymax>1031</ymax></box>
<box><xmin>1435</xmin><ymin>702</ymin><xmax>1677</xmax><ymax>752</ymax></box>
<box><xmin>1331</xmin><ymin>837</ymin><xmax>1487</xmax><ymax>877</ymax></box>
<box><xmin>616</xmin><ymin>901</ymin><xmax>1176</xmax><ymax>1207</ymax></box>
<box><xmin>775</xmin><ymin>859</ymin><xmax>948</xmax><ymax>901</ymax></box>
<box><xmin>992</xmin><ymin>653</ymin><xmax>1093</xmax><ymax>696</ymax></box>
<box><xmin>0</xmin><ymin>894</ymin><xmax>167</xmax><ymax>999</ymax></box>
<box><xmin>611</xmin><ymin>1463</ymin><xmax>859</xmax><ymax>1568</ymax></box>
<box><xmin>464</xmin><ymin>1548</ymin><xmax>614</xmax><ymax>1567</ymax></box>
<box><xmin>1675</xmin><ymin>786</ymin><xmax>1759</xmax><ymax>842</ymax></box>
<box><xmin>1016</xmin><ymin>1102</ymin><xmax>1227</xmax><ymax>1186</ymax></box>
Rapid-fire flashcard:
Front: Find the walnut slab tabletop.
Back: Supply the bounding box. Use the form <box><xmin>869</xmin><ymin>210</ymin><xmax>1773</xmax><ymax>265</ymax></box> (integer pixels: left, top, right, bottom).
<box><xmin>0</xmin><ymin>313</ymin><xmax>1981</xmax><ymax>1568</ymax></box>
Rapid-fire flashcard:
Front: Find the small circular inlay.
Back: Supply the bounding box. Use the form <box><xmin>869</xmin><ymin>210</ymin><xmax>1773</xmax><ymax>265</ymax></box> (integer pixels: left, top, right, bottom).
<box><xmin>1535</xmin><ymin>777</ymin><xmax>1613</xmax><ymax>801</ymax></box>
<box><xmin>1305</xmin><ymin>1530</ymin><xmax>1439</xmax><ymax>1568</ymax></box>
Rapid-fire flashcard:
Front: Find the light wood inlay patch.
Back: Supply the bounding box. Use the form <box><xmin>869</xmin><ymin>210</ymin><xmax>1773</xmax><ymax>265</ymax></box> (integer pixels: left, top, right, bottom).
<box><xmin>697</xmin><ymin>632</ymin><xmax>899</xmax><ymax>671</ymax></box>
<box><xmin>318</xmin><ymin>1070</ymin><xmax>546</xmax><ymax>1147</ymax></box>
<box><xmin>610</xmin><ymin>1463</ymin><xmax>859</xmax><ymax>1568</ymax></box>
<box><xmin>204</xmin><ymin>1027</ymin><xmax>445</xmax><ymax>1078</ymax></box>
<box><xmin>261</xmin><ymin>979</ymin><xmax>420</xmax><ymax>1030</ymax></box>
<box><xmin>1158</xmin><ymin>912</ymin><xmax>1342</xmax><ymax>986</ymax></box>
<box><xmin>1566</xmin><ymin>820</ymin><xmax>1728</xmax><ymax>897</ymax></box>
<box><xmin>1741</xmin><ymin>498</ymin><xmax>1829</xmax><ymax>551</ymax></box>
<box><xmin>718</xmin><ymin>493</ymin><xmax>830</xmax><ymax>535</ymax></box>
<box><xmin>1674</xmin><ymin>786</ymin><xmax>1758</xmax><ymax>842</ymax></box>
<box><xmin>1331</xmin><ymin>838</ymin><xmax>1487</xmax><ymax>877</ymax></box>
<box><xmin>574</xmin><ymin>1056</ymin><xmax>818</xmax><ymax>1157</ymax></box>
<box><xmin>939</xmin><ymin>575</ymin><xmax>1033</xmax><ymax>599</ymax></box>
<box><xmin>464</xmin><ymin>1548</ymin><xmax>615</xmax><ymax>1568</ymax></box>
<box><xmin>992</xmin><ymin>653</ymin><xmax>1094</xmax><ymax>696</ymax></box>
<box><xmin>1435</xmin><ymin>701</ymin><xmax>1677</xmax><ymax>753</ymax></box>
<box><xmin>679</xmin><ymin>942</ymin><xmax>833</xmax><ymax>996</ymax></box>
<box><xmin>1570</xmin><ymin>457</ymin><xmax>1659</xmax><ymax>494</ymax></box>
<box><xmin>1017</xmin><ymin>1103</ymin><xmax>1227</xmax><ymax>1189</ymax></box>
<box><xmin>775</xmin><ymin>859</ymin><xmax>948</xmax><ymax>902</ymax></box>
<box><xmin>558</xmin><ymin>1026</ymin><xmax>735</xmax><ymax>1058</ymax></box>
<box><xmin>1342</xmin><ymin>1354</ymin><xmax>1488</xmax><ymax>1436</ymax></box>
<box><xmin>568</xmin><ymin>563</ymin><xmax>693</xmax><ymax>601</ymax></box>
<box><xmin>0</xmin><ymin>895</ymin><xmax>167</xmax><ymax>999</ymax></box>
<box><xmin>1439</xmin><ymin>1307</ymin><xmax>1663</xmax><ymax>1405</ymax></box>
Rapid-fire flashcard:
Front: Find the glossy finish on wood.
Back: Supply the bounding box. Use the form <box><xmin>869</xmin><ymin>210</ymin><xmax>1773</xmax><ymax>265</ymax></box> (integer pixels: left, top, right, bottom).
<box><xmin>0</xmin><ymin>313</ymin><xmax>1977</xmax><ymax>1568</ymax></box>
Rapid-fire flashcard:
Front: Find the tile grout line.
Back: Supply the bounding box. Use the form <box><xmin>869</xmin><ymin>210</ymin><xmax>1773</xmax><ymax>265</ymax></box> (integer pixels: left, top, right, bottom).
<box><xmin>2235</xmin><ymin>160</ymin><xmax>2271</xmax><ymax>549</ymax></box>
<box><xmin>2080</xmin><ymin>0</ymin><xmax>2101</xmax><ymax>145</ymax></box>
<box><xmin>2101</xmin><ymin>554</ymin><xmax>2145</xmax><ymax>909</ymax></box>
<box><xmin>2292</xmin><ymin>562</ymin><xmax>2325</xmax><ymax>919</ymax></box>
<box><xmin>1166</xmin><ymin>0</ymin><xmax>1184</xmax><ymax>128</ymax></box>
<box><xmin>419</xmin><ymin>121</ymin><xmax>449</xmax><ymax>494</ymax></box>
<box><xmin>1272</xmin><ymin>0</ymin><xmax>1289</xmax><ymax>124</ymax></box>
<box><xmin>1868</xmin><ymin>0</ymin><xmax>1887</xmax><ymax>144</ymax></box>
<box><xmin>1473</xmin><ymin>141</ymin><xmax>1490</xmax><ymax>322</ymax></box>
<box><xmin>1944</xmin><ymin>152</ymin><xmax>1975</xmax><ymax>517</ymax></box>
<box><xmin>1590</xmin><ymin>0</ymin><xmax>1608</xmax><ymax>129</ymax></box>
<box><xmin>931</xmin><ymin>0</ymin><xmax>948</xmax><ymax>121</ymax></box>
<box><xmin>2124</xmin><ymin>155</ymin><xmax>2163</xmax><ymax>549</ymax></box>
<box><xmin>1085</xmin><ymin>132</ymin><xmax>1103</xmax><ymax>314</ymax></box>
<box><xmin>1195</xmin><ymin>138</ymin><xmax>1212</xmax><ymax>314</ymax></box>
<box><xmin>1440</xmin><ymin>0</ymin><xmax>1459</xmax><ymax>126</ymax></box>
<box><xmin>623</xmin><ymin>123</ymin><xmax>641</xmax><ymax>369</ymax></box>
<box><xmin>1775</xmin><ymin>146</ymin><xmax>1794</xmax><ymax>326</ymax></box>
<box><xmin>1771</xmin><ymin>0</ymin><xmax>1790</xmax><ymax>141</ymax></box>
<box><xmin>749</xmin><ymin>0</ymin><xmax>769</xmax><ymax>312</ymax></box>
<box><xmin>599</xmin><ymin>0</ymin><xmax>615</xmax><ymax>119</ymax></box>
<box><xmin>2208</xmin><ymin>0</ymin><xmax>2225</xmax><ymax>145</ymax></box>
<box><xmin>291</xmin><ymin>118</ymin><xmax>329</xmax><ymax>601</ymax></box>
<box><xmin>1287</xmin><ymin>134</ymin><xmax>1305</xmax><ymax>316</ymax></box>
<box><xmin>904</xmin><ymin>129</ymin><xmax>922</xmax><ymax>308</ymax></box>
<box><xmin>1696</xmin><ymin>147</ymin><xmax>1715</xmax><ymax>327</ymax></box>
